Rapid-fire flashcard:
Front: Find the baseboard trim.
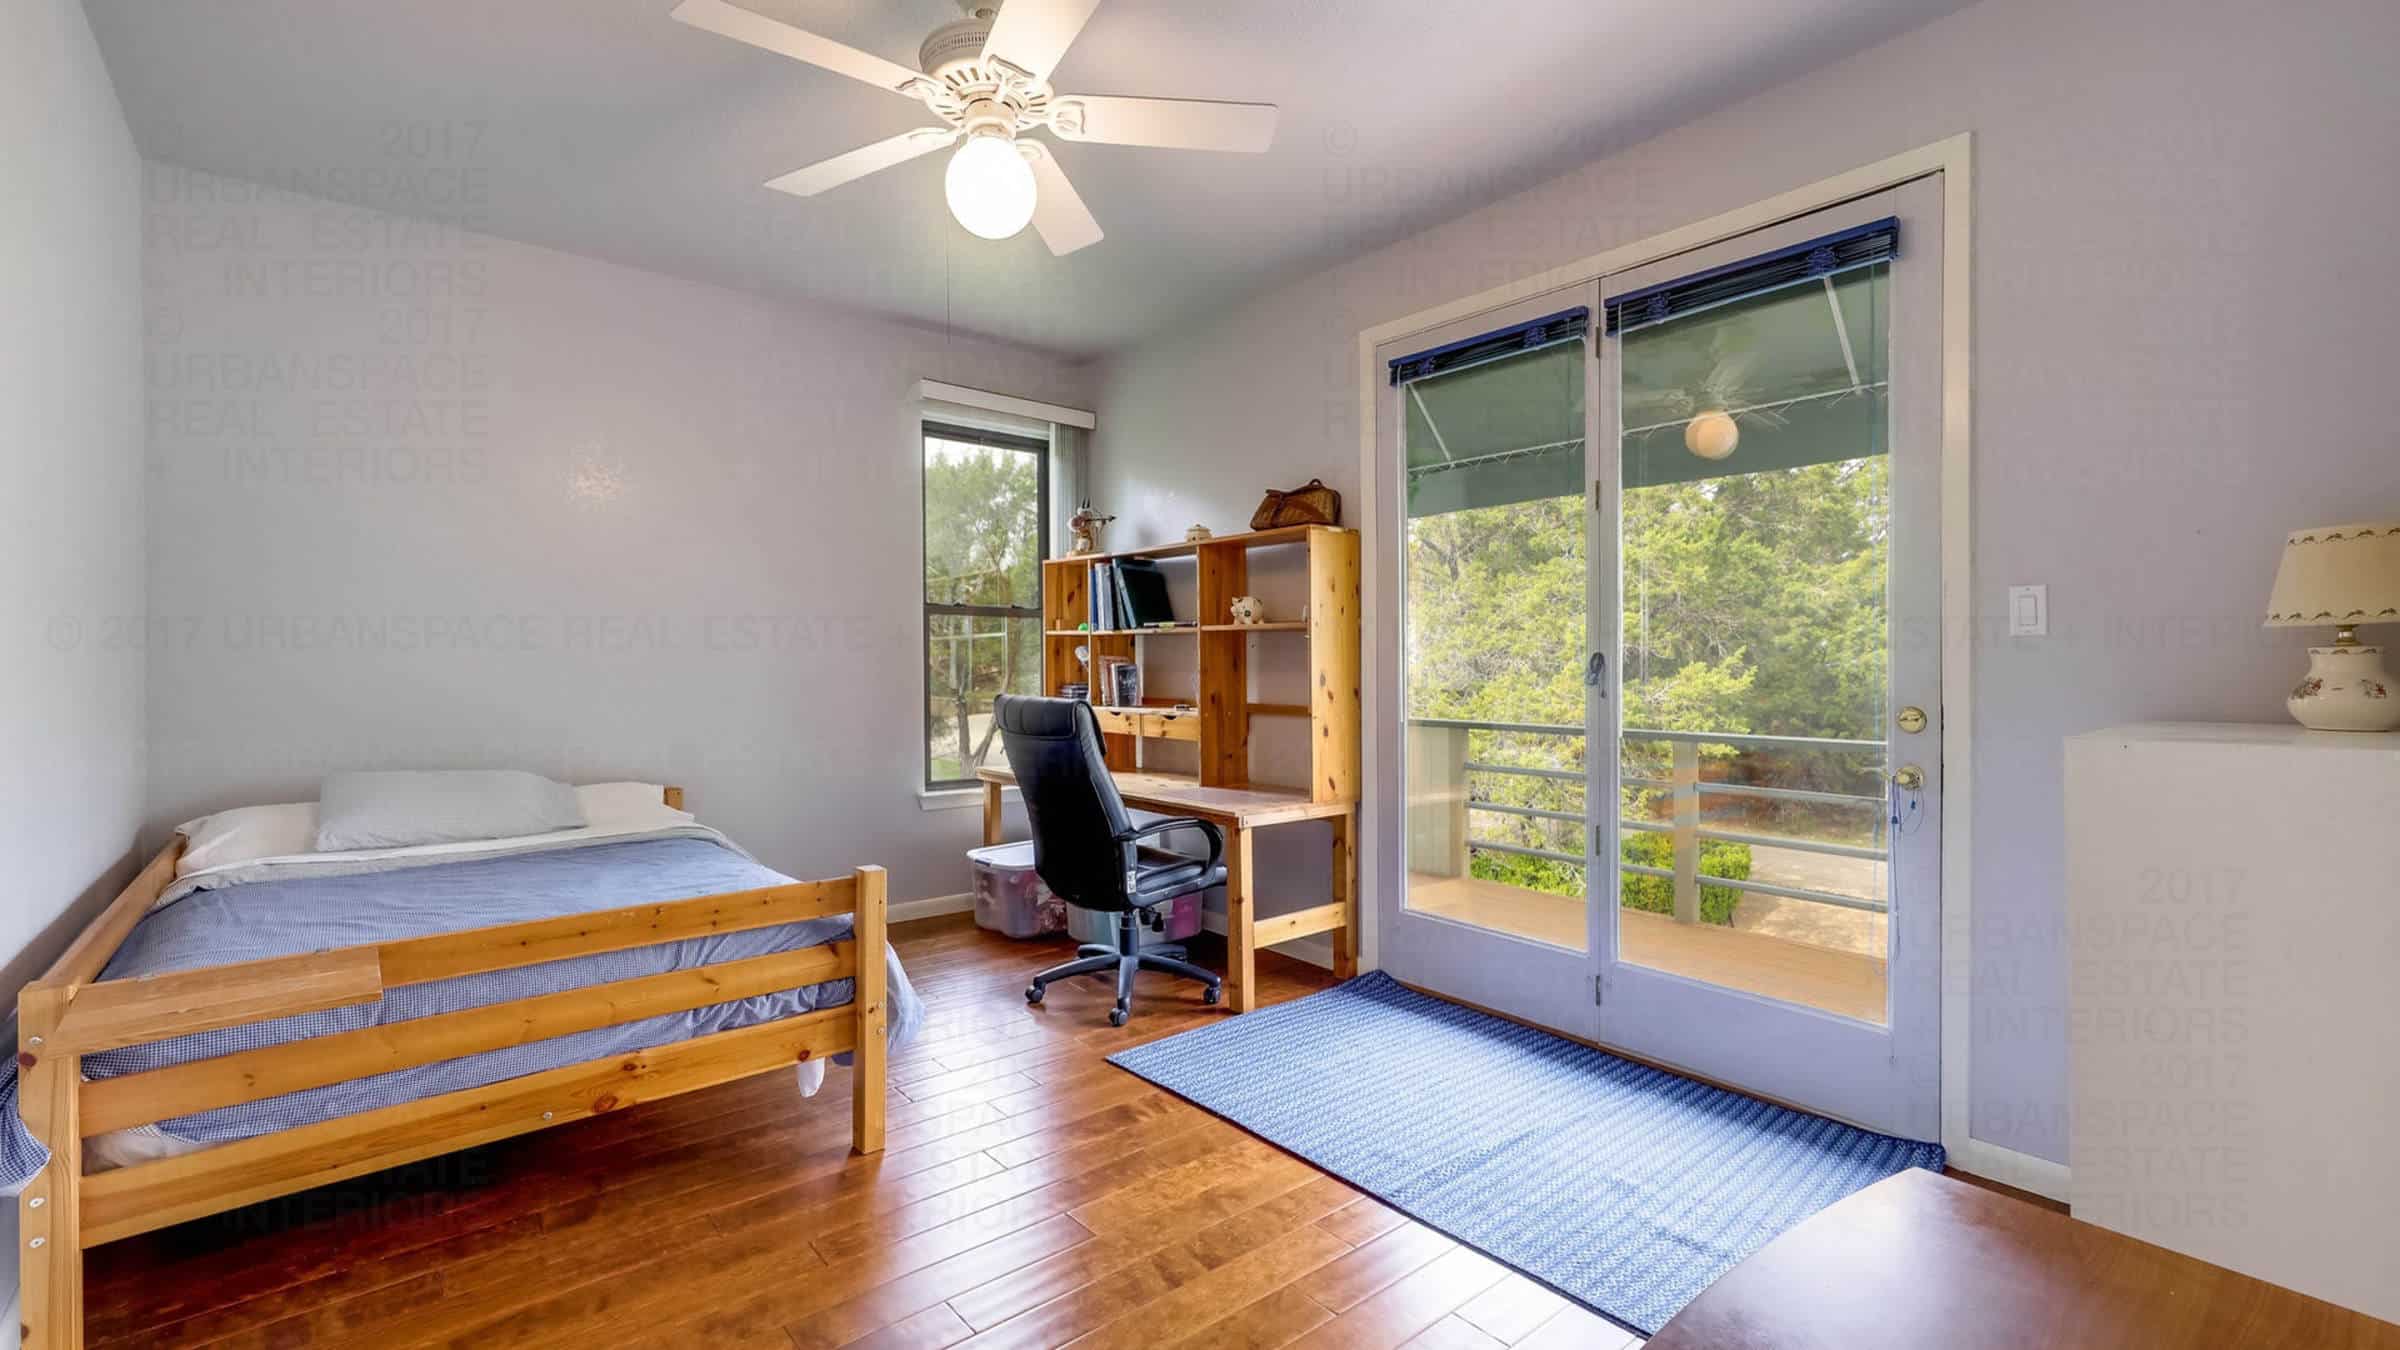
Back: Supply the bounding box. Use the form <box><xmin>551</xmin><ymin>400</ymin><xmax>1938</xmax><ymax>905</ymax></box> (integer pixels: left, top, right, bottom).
<box><xmin>1942</xmin><ymin>1135</ymin><xmax>2069</xmax><ymax>1202</ymax></box>
<box><xmin>891</xmin><ymin>892</ymin><xmax>974</xmax><ymax>924</ymax></box>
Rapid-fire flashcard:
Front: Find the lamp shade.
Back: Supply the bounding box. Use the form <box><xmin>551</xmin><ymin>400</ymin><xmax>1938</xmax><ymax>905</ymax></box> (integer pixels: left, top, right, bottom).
<box><xmin>2264</xmin><ymin>523</ymin><xmax>2400</xmax><ymax>628</ymax></box>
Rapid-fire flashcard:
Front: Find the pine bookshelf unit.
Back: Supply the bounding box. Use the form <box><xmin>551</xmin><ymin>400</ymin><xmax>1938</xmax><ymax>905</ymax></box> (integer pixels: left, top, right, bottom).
<box><xmin>1040</xmin><ymin>524</ymin><xmax>1359</xmax><ymax>805</ymax></box>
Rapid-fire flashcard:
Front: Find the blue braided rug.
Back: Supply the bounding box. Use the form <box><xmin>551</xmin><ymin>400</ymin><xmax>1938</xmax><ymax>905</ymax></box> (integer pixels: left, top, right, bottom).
<box><xmin>1109</xmin><ymin>971</ymin><xmax>1942</xmax><ymax>1335</ymax></box>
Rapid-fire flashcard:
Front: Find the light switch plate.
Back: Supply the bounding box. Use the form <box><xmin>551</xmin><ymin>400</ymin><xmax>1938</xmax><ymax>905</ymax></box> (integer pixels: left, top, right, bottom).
<box><xmin>2008</xmin><ymin>584</ymin><xmax>2048</xmax><ymax>637</ymax></box>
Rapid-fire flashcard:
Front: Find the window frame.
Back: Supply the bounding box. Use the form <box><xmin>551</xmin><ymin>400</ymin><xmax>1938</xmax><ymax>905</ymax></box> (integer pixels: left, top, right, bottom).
<box><xmin>921</xmin><ymin>417</ymin><xmax>1051</xmax><ymax>792</ymax></box>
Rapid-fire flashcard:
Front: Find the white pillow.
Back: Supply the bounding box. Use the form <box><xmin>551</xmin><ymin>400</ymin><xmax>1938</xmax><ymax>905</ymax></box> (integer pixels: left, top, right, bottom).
<box><xmin>577</xmin><ymin>781</ymin><xmax>688</xmax><ymax>826</ymax></box>
<box><xmin>314</xmin><ymin>770</ymin><xmax>586</xmax><ymax>852</ymax></box>
<box><xmin>177</xmin><ymin>801</ymin><xmax>317</xmax><ymax>876</ymax></box>
<box><xmin>176</xmin><ymin>781</ymin><xmax>688</xmax><ymax>877</ymax></box>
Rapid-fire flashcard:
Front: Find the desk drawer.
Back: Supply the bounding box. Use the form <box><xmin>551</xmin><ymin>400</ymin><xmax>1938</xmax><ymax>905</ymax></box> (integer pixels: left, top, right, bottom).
<box><xmin>1090</xmin><ymin>707</ymin><xmax>1201</xmax><ymax>743</ymax></box>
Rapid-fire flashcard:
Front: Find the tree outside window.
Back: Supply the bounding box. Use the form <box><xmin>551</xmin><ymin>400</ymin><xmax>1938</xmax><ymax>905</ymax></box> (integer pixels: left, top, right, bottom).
<box><xmin>923</xmin><ymin>420</ymin><xmax>1047</xmax><ymax>789</ymax></box>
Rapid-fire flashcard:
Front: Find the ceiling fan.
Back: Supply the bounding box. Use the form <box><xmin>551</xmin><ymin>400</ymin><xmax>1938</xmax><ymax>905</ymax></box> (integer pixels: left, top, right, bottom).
<box><xmin>670</xmin><ymin>0</ymin><xmax>1279</xmax><ymax>255</ymax></box>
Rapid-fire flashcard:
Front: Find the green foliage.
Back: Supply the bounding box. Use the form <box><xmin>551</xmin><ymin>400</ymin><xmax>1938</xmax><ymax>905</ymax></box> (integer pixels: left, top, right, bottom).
<box><xmin>1407</xmin><ymin>495</ymin><xmax>1587</xmax><ymax>731</ymax></box>
<box><xmin>1405</xmin><ymin>459</ymin><xmax>1888</xmax><ymax>756</ymax></box>
<box><xmin>1411</xmin><ymin>449</ymin><xmax>1890</xmax><ymax>914</ymax></box>
<box><xmin>1616</xmin><ymin>833</ymin><xmax>1751</xmax><ymax>925</ymax></box>
<box><xmin>1468</xmin><ymin>849</ymin><xmax>1582</xmax><ymax>899</ymax></box>
<box><xmin>1465</xmin><ymin>835</ymin><xmax>1751</xmax><ymax>927</ymax></box>
<box><xmin>924</xmin><ymin>439</ymin><xmax>1041</xmax><ymax>608</ymax></box>
<box><xmin>1618</xmin><ymin>458</ymin><xmax>1889</xmax><ymax>750</ymax></box>
<box><xmin>923</xmin><ymin>437</ymin><xmax>1042</xmax><ymax>783</ymax></box>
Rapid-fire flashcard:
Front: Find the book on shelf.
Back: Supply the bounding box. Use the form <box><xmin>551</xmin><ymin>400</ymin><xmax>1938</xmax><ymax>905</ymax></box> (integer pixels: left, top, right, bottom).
<box><xmin>1088</xmin><ymin>562</ymin><xmax>1114</xmax><ymax>631</ymax></box>
<box><xmin>1082</xmin><ymin>557</ymin><xmax>1177</xmax><ymax>633</ymax></box>
<box><xmin>1091</xmin><ymin>656</ymin><xmax>1135</xmax><ymax>707</ymax></box>
<box><xmin>1116</xmin><ymin>557</ymin><xmax>1173</xmax><ymax>628</ymax></box>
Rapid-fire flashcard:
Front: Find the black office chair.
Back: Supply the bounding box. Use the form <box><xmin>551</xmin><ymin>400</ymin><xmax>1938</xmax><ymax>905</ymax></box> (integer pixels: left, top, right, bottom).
<box><xmin>994</xmin><ymin>694</ymin><xmax>1226</xmax><ymax>1026</ymax></box>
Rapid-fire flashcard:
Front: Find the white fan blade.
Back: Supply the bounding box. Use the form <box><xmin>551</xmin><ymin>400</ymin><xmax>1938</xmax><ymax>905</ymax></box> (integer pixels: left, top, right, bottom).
<box><xmin>1049</xmin><ymin>95</ymin><xmax>1276</xmax><ymax>153</ymax></box>
<box><xmin>1024</xmin><ymin>146</ymin><xmax>1103</xmax><ymax>255</ymax></box>
<box><xmin>765</xmin><ymin>128</ymin><xmax>959</xmax><ymax>197</ymax></box>
<box><xmin>671</xmin><ymin>0</ymin><xmax>925</xmax><ymax>94</ymax></box>
<box><xmin>981</xmin><ymin>0</ymin><xmax>1104</xmax><ymax>86</ymax></box>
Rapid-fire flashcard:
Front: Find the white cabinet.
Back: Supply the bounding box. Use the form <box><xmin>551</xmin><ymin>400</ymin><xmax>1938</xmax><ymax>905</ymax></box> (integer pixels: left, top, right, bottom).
<box><xmin>2065</xmin><ymin>722</ymin><xmax>2400</xmax><ymax>1322</ymax></box>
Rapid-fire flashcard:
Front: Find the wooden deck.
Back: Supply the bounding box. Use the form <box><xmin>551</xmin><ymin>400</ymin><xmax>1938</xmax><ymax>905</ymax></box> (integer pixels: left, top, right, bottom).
<box><xmin>79</xmin><ymin>916</ymin><xmax>1646</xmax><ymax>1349</ymax></box>
<box><xmin>1407</xmin><ymin>874</ymin><xmax>1888</xmax><ymax>1024</ymax></box>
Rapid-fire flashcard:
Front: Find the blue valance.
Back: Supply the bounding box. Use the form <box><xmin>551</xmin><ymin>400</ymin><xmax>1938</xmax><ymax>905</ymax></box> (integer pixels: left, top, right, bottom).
<box><xmin>1388</xmin><ymin>307</ymin><xmax>1588</xmax><ymax>386</ymax></box>
<box><xmin>1603</xmin><ymin>217</ymin><xmax>1897</xmax><ymax>336</ymax></box>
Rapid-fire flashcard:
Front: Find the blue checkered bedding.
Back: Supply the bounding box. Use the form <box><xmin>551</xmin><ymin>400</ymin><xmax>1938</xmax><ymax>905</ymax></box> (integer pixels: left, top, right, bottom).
<box><xmin>0</xmin><ymin>836</ymin><xmax>921</xmax><ymax>1186</ymax></box>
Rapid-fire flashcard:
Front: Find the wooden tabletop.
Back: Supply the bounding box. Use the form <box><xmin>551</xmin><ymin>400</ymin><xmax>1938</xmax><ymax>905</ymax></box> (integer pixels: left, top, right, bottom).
<box><xmin>975</xmin><ymin>765</ymin><xmax>1351</xmax><ymax>828</ymax></box>
<box><xmin>1647</xmin><ymin>1169</ymin><xmax>2400</xmax><ymax>1350</ymax></box>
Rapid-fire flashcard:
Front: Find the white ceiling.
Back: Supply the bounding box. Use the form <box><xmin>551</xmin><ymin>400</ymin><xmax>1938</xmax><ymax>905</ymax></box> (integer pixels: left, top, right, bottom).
<box><xmin>86</xmin><ymin>0</ymin><xmax>1967</xmax><ymax>359</ymax></box>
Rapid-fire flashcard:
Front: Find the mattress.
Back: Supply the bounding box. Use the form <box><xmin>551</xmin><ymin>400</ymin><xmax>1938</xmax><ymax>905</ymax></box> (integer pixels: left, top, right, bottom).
<box><xmin>2</xmin><ymin>835</ymin><xmax>921</xmax><ymax>1182</ymax></box>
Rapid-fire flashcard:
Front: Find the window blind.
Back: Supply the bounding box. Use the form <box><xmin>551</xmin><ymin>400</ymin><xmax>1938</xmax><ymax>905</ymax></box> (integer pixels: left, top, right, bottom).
<box><xmin>1603</xmin><ymin>217</ymin><xmax>1897</xmax><ymax>336</ymax></box>
<box><xmin>1387</xmin><ymin>307</ymin><xmax>1588</xmax><ymax>386</ymax></box>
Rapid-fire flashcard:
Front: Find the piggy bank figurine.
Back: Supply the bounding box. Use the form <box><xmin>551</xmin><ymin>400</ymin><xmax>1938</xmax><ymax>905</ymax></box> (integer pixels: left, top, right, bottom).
<box><xmin>1228</xmin><ymin>595</ymin><xmax>1266</xmax><ymax>625</ymax></box>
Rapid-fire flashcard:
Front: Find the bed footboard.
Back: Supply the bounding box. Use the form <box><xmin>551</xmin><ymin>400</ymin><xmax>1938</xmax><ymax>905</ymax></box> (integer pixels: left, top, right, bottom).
<box><xmin>16</xmin><ymin>792</ymin><xmax>889</xmax><ymax>1350</ymax></box>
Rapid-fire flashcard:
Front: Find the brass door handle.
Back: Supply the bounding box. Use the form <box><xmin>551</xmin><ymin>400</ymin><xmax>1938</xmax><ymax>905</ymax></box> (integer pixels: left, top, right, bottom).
<box><xmin>1890</xmin><ymin>765</ymin><xmax>1925</xmax><ymax>791</ymax></box>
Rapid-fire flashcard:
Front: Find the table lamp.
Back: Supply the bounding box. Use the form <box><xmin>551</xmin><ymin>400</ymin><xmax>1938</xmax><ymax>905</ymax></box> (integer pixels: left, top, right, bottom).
<box><xmin>2263</xmin><ymin>522</ymin><xmax>2400</xmax><ymax>731</ymax></box>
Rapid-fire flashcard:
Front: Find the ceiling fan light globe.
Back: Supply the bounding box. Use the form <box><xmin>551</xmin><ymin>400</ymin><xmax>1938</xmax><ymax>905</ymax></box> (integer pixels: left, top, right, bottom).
<box><xmin>1684</xmin><ymin>410</ymin><xmax>1740</xmax><ymax>460</ymax></box>
<box><xmin>945</xmin><ymin>136</ymin><xmax>1038</xmax><ymax>240</ymax></box>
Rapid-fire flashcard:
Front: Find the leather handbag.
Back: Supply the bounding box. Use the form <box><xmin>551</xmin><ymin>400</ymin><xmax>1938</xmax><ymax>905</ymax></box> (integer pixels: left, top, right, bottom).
<box><xmin>1249</xmin><ymin>478</ymin><xmax>1342</xmax><ymax>530</ymax></box>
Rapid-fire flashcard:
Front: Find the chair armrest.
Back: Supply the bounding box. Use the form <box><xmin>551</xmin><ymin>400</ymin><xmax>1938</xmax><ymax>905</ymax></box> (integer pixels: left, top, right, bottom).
<box><xmin>1116</xmin><ymin>817</ymin><xmax>1224</xmax><ymax>876</ymax></box>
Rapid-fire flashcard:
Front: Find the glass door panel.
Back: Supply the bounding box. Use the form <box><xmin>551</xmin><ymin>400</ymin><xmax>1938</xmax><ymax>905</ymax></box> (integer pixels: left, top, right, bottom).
<box><xmin>1595</xmin><ymin>180</ymin><xmax>1943</xmax><ymax>1140</ymax></box>
<box><xmin>1378</xmin><ymin>282</ymin><xmax>1601</xmax><ymax>1036</ymax></box>
<box><xmin>1615</xmin><ymin>266</ymin><xmax>1894</xmax><ymax>1023</ymax></box>
<box><xmin>1404</xmin><ymin>339</ymin><xmax>1588</xmax><ymax>954</ymax></box>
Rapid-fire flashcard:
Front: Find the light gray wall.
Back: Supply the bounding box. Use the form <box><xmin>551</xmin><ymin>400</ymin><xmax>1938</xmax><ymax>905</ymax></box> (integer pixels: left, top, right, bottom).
<box><xmin>0</xmin><ymin>1</ymin><xmax>148</xmax><ymax>995</ymax></box>
<box><xmin>1089</xmin><ymin>0</ymin><xmax>2400</xmax><ymax>1165</ymax></box>
<box><xmin>143</xmin><ymin>166</ymin><xmax>1089</xmax><ymax>904</ymax></box>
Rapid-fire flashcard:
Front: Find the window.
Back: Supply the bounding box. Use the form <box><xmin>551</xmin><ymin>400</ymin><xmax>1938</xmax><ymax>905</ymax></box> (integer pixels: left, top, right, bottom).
<box><xmin>922</xmin><ymin>419</ymin><xmax>1049</xmax><ymax>790</ymax></box>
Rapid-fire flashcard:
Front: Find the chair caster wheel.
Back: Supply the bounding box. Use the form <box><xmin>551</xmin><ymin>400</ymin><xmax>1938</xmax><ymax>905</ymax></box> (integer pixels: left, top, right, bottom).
<box><xmin>1025</xmin><ymin>985</ymin><xmax>1044</xmax><ymax>1005</ymax></box>
<box><xmin>1108</xmin><ymin>1006</ymin><xmax>1129</xmax><ymax>1027</ymax></box>
<box><xmin>1203</xmin><ymin>984</ymin><xmax>1221</xmax><ymax>1006</ymax></box>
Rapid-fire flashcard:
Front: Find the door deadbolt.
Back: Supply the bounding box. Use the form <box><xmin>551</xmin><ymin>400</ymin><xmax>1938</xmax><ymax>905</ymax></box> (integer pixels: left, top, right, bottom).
<box><xmin>1891</xmin><ymin>764</ymin><xmax>1925</xmax><ymax>791</ymax></box>
<box><xmin>1896</xmin><ymin>706</ymin><xmax>1927</xmax><ymax>734</ymax></box>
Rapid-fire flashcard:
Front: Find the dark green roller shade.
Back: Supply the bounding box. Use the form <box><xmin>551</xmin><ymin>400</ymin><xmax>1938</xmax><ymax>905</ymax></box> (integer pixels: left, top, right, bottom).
<box><xmin>1620</xmin><ymin>264</ymin><xmax>1889</xmax><ymax>489</ymax></box>
<box><xmin>1405</xmin><ymin>264</ymin><xmax>1888</xmax><ymax>518</ymax></box>
<box><xmin>1404</xmin><ymin>340</ymin><xmax>1584</xmax><ymax>518</ymax></box>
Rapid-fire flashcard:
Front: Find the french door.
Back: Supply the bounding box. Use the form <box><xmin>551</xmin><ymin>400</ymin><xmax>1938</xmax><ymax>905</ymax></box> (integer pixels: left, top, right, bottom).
<box><xmin>1376</xmin><ymin>179</ymin><xmax>1944</xmax><ymax>1139</ymax></box>
<box><xmin>1377</xmin><ymin>283</ymin><xmax>1604</xmax><ymax>1035</ymax></box>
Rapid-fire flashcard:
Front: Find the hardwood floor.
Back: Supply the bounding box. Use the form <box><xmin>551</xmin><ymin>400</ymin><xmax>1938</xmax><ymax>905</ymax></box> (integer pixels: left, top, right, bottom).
<box><xmin>81</xmin><ymin>916</ymin><xmax>1645</xmax><ymax>1350</ymax></box>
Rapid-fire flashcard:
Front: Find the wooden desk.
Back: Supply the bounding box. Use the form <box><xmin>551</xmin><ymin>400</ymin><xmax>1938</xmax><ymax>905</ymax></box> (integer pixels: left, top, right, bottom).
<box><xmin>1648</xmin><ymin>1169</ymin><xmax>2400</xmax><ymax>1350</ymax></box>
<box><xmin>976</xmin><ymin>766</ymin><xmax>1356</xmax><ymax>1012</ymax></box>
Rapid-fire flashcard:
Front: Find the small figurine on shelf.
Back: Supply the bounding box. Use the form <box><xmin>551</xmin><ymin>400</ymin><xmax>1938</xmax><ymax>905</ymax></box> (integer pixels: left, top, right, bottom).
<box><xmin>1228</xmin><ymin>595</ymin><xmax>1267</xmax><ymax>626</ymax></box>
<box><xmin>1067</xmin><ymin>498</ymin><xmax>1116</xmax><ymax>555</ymax></box>
<box><xmin>1184</xmin><ymin>524</ymin><xmax>1213</xmax><ymax>543</ymax></box>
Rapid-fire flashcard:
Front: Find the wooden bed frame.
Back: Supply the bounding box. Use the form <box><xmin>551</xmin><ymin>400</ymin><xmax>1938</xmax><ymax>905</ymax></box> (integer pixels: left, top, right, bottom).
<box><xmin>13</xmin><ymin>787</ymin><xmax>888</xmax><ymax>1350</ymax></box>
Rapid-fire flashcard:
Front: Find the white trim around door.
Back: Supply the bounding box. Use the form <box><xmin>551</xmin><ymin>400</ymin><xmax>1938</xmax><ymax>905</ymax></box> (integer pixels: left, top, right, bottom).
<box><xmin>1352</xmin><ymin>135</ymin><xmax>2064</xmax><ymax>1200</ymax></box>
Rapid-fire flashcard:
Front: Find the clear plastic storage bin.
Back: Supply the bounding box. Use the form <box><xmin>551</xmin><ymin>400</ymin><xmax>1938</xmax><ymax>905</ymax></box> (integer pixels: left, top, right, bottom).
<box><xmin>968</xmin><ymin>841</ymin><xmax>1067</xmax><ymax>938</ymax></box>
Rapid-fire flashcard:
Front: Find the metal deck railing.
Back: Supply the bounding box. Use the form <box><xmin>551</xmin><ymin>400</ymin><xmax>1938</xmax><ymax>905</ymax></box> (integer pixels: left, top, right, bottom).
<box><xmin>1407</xmin><ymin>717</ymin><xmax>1890</xmax><ymax>919</ymax></box>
